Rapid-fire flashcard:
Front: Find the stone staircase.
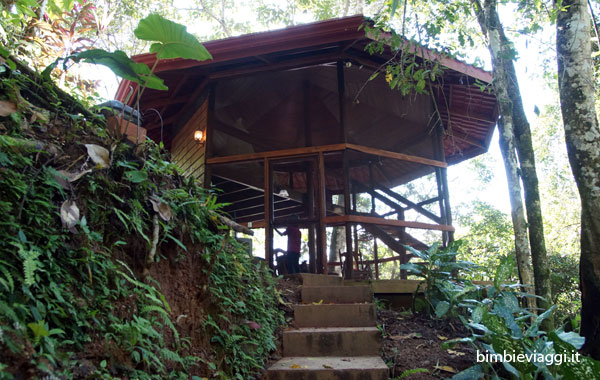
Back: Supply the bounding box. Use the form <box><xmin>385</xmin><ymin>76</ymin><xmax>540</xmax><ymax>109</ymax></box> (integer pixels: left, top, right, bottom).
<box><xmin>266</xmin><ymin>274</ymin><xmax>388</xmax><ymax>380</ymax></box>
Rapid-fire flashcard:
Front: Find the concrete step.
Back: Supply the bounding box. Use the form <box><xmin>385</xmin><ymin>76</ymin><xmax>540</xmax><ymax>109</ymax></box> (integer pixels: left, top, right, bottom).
<box><xmin>294</xmin><ymin>304</ymin><xmax>376</xmax><ymax>328</ymax></box>
<box><xmin>266</xmin><ymin>356</ymin><xmax>388</xmax><ymax>380</ymax></box>
<box><xmin>283</xmin><ymin>327</ymin><xmax>381</xmax><ymax>357</ymax></box>
<box><xmin>299</xmin><ymin>273</ymin><xmax>343</xmax><ymax>287</ymax></box>
<box><xmin>302</xmin><ymin>285</ymin><xmax>372</xmax><ymax>304</ymax></box>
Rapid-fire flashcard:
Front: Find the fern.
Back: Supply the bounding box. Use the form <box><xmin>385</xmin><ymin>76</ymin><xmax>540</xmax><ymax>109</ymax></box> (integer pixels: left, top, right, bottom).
<box><xmin>0</xmin><ymin>262</ymin><xmax>14</xmax><ymax>292</ymax></box>
<box><xmin>18</xmin><ymin>247</ymin><xmax>41</xmax><ymax>287</ymax></box>
<box><xmin>117</xmin><ymin>269</ymin><xmax>172</xmax><ymax>311</ymax></box>
<box><xmin>141</xmin><ymin>305</ymin><xmax>179</xmax><ymax>340</ymax></box>
<box><xmin>0</xmin><ymin>300</ymin><xmax>19</xmax><ymax>322</ymax></box>
<box><xmin>159</xmin><ymin>347</ymin><xmax>183</xmax><ymax>364</ymax></box>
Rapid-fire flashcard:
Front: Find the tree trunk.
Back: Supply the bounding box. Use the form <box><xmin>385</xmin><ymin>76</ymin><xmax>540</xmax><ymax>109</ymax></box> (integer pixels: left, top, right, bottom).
<box><xmin>556</xmin><ymin>0</ymin><xmax>600</xmax><ymax>359</ymax></box>
<box><xmin>497</xmin><ymin>119</ymin><xmax>538</xmax><ymax>314</ymax></box>
<box><xmin>473</xmin><ymin>0</ymin><xmax>553</xmax><ymax>326</ymax></box>
<box><xmin>487</xmin><ymin>0</ymin><xmax>554</xmax><ymax>320</ymax></box>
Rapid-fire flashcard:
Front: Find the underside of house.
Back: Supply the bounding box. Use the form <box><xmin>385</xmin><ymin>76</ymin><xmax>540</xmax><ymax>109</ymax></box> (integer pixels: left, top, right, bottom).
<box><xmin>115</xmin><ymin>15</ymin><xmax>498</xmax><ymax>279</ymax></box>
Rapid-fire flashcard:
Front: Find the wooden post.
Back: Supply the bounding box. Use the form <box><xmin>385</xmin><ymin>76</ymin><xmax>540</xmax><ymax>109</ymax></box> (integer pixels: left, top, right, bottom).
<box><xmin>343</xmin><ymin>151</ymin><xmax>353</xmax><ymax>279</ymax></box>
<box><xmin>317</xmin><ymin>152</ymin><xmax>327</xmax><ymax>274</ymax></box>
<box><xmin>264</xmin><ymin>158</ymin><xmax>274</xmax><ymax>270</ymax></box>
<box><xmin>307</xmin><ymin>161</ymin><xmax>316</xmax><ymax>273</ymax></box>
<box><xmin>398</xmin><ymin>208</ymin><xmax>407</xmax><ymax>280</ymax></box>
<box><xmin>433</xmin><ymin>124</ymin><xmax>449</xmax><ymax>246</ymax></box>
<box><xmin>337</xmin><ymin>60</ymin><xmax>346</xmax><ymax>143</ymax></box>
<box><xmin>374</xmin><ymin>237</ymin><xmax>379</xmax><ymax>280</ymax></box>
<box><xmin>441</xmin><ymin>167</ymin><xmax>453</xmax><ymax>244</ymax></box>
<box><xmin>436</xmin><ymin>124</ymin><xmax>454</xmax><ymax>244</ymax></box>
<box><xmin>203</xmin><ymin>83</ymin><xmax>216</xmax><ymax>189</ymax></box>
<box><xmin>308</xmin><ymin>225</ymin><xmax>316</xmax><ymax>273</ymax></box>
<box><xmin>435</xmin><ymin>168</ymin><xmax>449</xmax><ymax>247</ymax></box>
<box><xmin>351</xmin><ymin>184</ymin><xmax>359</xmax><ymax>259</ymax></box>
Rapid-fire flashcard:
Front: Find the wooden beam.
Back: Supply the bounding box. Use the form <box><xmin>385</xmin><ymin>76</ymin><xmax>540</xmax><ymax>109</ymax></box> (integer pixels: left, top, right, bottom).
<box><xmin>207</xmin><ymin>143</ymin><xmax>346</xmax><ymax>165</ymax></box>
<box><xmin>206</xmin><ymin>143</ymin><xmax>448</xmax><ymax>168</ymax></box>
<box><xmin>353</xmin><ymin>182</ymin><xmax>402</xmax><ymax>212</ymax></box>
<box><xmin>376</xmin><ymin>185</ymin><xmax>442</xmax><ymax>224</ymax></box>
<box><xmin>362</xmin><ymin>224</ymin><xmax>407</xmax><ymax>256</ymax></box>
<box><xmin>345</xmin><ymin>143</ymin><xmax>448</xmax><ymax>168</ymax></box>
<box><xmin>208</xmin><ymin>52</ymin><xmax>341</xmax><ymax>80</ymax></box>
<box><xmin>211</xmin><ymin>212</ymin><xmax>253</xmax><ymax>236</ymax></box>
<box><xmin>324</xmin><ymin>214</ymin><xmax>455</xmax><ymax>232</ymax></box>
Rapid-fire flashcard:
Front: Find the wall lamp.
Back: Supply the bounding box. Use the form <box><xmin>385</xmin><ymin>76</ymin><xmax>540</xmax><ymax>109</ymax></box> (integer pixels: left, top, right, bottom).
<box><xmin>194</xmin><ymin>129</ymin><xmax>206</xmax><ymax>145</ymax></box>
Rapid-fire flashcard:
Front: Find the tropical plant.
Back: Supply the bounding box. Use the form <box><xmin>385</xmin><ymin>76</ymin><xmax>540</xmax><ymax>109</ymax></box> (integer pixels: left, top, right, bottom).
<box><xmin>444</xmin><ymin>256</ymin><xmax>600</xmax><ymax>379</ymax></box>
<box><xmin>400</xmin><ymin>241</ymin><xmax>480</xmax><ymax>317</ymax></box>
<box><xmin>43</xmin><ymin>13</ymin><xmax>212</xmax><ymax>94</ymax></box>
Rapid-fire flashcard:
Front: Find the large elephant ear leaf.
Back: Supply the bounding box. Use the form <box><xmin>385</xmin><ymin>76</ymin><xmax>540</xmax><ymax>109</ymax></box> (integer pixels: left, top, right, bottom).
<box><xmin>69</xmin><ymin>49</ymin><xmax>168</xmax><ymax>91</ymax></box>
<box><xmin>134</xmin><ymin>14</ymin><xmax>212</xmax><ymax>61</ymax></box>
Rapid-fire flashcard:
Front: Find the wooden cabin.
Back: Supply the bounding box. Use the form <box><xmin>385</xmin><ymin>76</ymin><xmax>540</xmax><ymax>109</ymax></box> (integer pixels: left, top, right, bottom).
<box><xmin>114</xmin><ymin>15</ymin><xmax>498</xmax><ymax>279</ymax></box>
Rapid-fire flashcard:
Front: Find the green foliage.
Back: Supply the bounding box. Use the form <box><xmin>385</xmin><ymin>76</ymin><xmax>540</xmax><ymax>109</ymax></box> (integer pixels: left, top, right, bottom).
<box><xmin>400</xmin><ymin>241</ymin><xmax>480</xmax><ymax>317</ymax></box>
<box><xmin>414</xmin><ymin>253</ymin><xmax>600</xmax><ymax>379</ymax></box>
<box><xmin>548</xmin><ymin>253</ymin><xmax>581</xmax><ymax>326</ymax></box>
<box><xmin>363</xmin><ymin>23</ymin><xmax>445</xmax><ymax>97</ymax></box>
<box><xmin>41</xmin><ymin>13</ymin><xmax>212</xmax><ymax>95</ymax></box>
<box><xmin>455</xmin><ymin>201</ymin><xmax>514</xmax><ymax>281</ymax></box>
<box><xmin>134</xmin><ymin>14</ymin><xmax>213</xmax><ymax>61</ymax></box>
<box><xmin>393</xmin><ymin>367</ymin><xmax>429</xmax><ymax>379</ymax></box>
<box><xmin>0</xmin><ymin>61</ymin><xmax>282</xmax><ymax>379</ymax></box>
<box><xmin>43</xmin><ymin>49</ymin><xmax>168</xmax><ymax>91</ymax></box>
<box><xmin>203</xmin><ymin>237</ymin><xmax>284</xmax><ymax>379</ymax></box>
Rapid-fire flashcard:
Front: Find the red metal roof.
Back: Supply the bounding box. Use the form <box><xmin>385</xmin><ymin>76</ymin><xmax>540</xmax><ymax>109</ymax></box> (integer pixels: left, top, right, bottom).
<box><xmin>116</xmin><ymin>15</ymin><xmax>492</xmax><ymax>99</ymax></box>
<box><xmin>114</xmin><ymin>15</ymin><xmax>497</xmax><ymax>167</ymax></box>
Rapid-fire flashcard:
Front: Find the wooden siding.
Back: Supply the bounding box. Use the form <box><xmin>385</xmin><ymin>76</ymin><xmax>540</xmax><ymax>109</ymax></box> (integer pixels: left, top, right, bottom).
<box><xmin>171</xmin><ymin>100</ymin><xmax>208</xmax><ymax>182</ymax></box>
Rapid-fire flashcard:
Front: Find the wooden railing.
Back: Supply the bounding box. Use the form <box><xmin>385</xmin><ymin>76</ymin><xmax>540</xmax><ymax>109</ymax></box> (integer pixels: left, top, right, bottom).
<box><xmin>206</xmin><ymin>143</ymin><xmax>453</xmax><ymax>277</ymax></box>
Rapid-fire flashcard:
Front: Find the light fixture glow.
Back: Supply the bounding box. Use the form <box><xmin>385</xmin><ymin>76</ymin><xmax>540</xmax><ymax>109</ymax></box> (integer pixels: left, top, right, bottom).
<box><xmin>194</xmin><ymin>130</ymin><xmax>204</xmax><ymax>142</ymax></box>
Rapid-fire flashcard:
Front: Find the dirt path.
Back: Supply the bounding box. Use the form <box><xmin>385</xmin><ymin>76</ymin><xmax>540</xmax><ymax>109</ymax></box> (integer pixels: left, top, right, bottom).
<box><xmin>379</xmin><ymin>310</ymin><xmax>476</xmax><ymax>379</ymax></box>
